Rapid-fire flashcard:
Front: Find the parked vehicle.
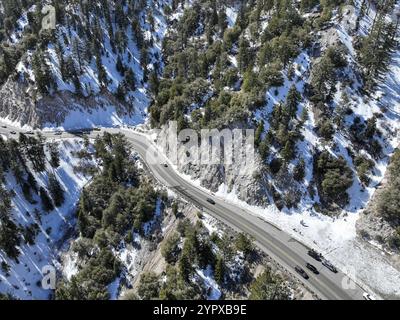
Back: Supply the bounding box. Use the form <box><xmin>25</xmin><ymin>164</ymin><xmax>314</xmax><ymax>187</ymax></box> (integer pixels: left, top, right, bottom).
<box><xmin>206</xmin><ymin>198</ymin><xmax>216</xmax><ymax>205</ymax></box>
<box><xmin>322</xmin><ymin>260</ymin><xmax>338</xmax><ymax>273</ymax></box>
<box><xmin>10</xmin><ymin>131</ymin><xmax>16</xmax><ymax>135</ymax></box>
<box><xmin>308</xmin><ymin>249</ymin><xmax>323</xmax><ymax>261</ymax></box>
<box><xmin>295</xmin><ymin>266</ymin><xmax>309</xmax><ymax>279</ymax></box>
<box><xmin>306</xmin><ymin>263</ymin><xmax>319</xmax><ymax>274</ymax></box>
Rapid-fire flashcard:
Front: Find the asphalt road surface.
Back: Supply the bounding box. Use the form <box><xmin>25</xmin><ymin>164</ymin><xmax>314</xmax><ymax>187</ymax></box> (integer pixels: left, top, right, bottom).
<box><xmin>0</xmin><ymin>124</ymin><xmax>368</xmax><ymax>300</ymax></box>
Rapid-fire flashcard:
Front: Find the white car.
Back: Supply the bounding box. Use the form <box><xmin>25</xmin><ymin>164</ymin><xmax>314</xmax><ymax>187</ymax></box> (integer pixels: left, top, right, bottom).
<box><xmin>363</xmin><ymin>292</ymin><xmax>376</xmax><ymax>300</ymax></box>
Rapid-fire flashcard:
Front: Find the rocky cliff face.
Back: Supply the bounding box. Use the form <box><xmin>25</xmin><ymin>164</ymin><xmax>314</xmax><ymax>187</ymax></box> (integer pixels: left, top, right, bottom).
<box><xmin>0</xmin><ymin>77</ymin><xmax>130</xmax><ymax>128</ymax></box>
<box><xmin>357</xmin><ymin>151</ymin><xmax>400</xmax><ymax>257</ymax></box>
<box><xmin>182</xmin><ymin>162</ymin><xmax>271</xmax><ymax>206</ymax></box>
<box><xmin>154</xmin><ymin>122</ymin><xmax>271</xmax><ymax>206</ymax></box>
<box><xmin>0</xmin><ymin>77</ymin><xmax>39</xmax><ymax>126</ymax></box>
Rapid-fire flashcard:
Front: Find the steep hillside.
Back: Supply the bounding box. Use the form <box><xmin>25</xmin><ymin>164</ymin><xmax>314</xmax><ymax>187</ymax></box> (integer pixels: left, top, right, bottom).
<box><xmin>0</xmin><ymin>134</ymin><xmax>93</xmax><ymax>299</ymax></box>
<box><xmin>0</xmin><ymin>131</ymin><xmax>309</xmax><ymax>300</ymax></box>
<box><xmin>357</xmin><ymin>149</ymin><xmax>400</xmax><ymax>254</ymax></box>
<box><xmin>145</xmin><ymin>0</ymin><xmax>400</xmax><ymax>297</ymax></box>
<box><xmin>122</xmin><ymin>204</ymin><xmax>314</xmax><ymax>300</ymax></box>
<box><xmin>0</xmin><ymin>0</ymin><xmax>169</xmax><ymax>128</ymax></box>
<box><xmin>1</xmin><ymin>0</ymin><xmax>400</xmax><ymax>299</ymax></box>
<box><xmin>150</xmin><ymin>0</ymin><xmax>400</xmax><ymax>216</ymax></box>
<box><xmin>3</xmin><ymin>1</ymin><xmax>399</xmax><ymax>214</ymax></box>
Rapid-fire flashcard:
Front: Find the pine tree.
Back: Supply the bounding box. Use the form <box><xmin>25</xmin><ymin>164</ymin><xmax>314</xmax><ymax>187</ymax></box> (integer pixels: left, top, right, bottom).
<box><xmin>238</xmin><ymin>36</ymin><xmax>251</xmax><ymax>72</ymax></box>
<box><xmin>26</xmin><ymin>171</ymin><xmax>38</xmax><ymax>192</ymax></box>
<box><xmin>32</xmin><ymin>50</ymin><xmax>55</xmax><ymax>95</ymax></box>
<box><xmin>116</xmin><ymin>55</ymin><xmax>125</xmax><ymax>76</ymax></box>
<box><xmin>0</xmin><ymin>184</ymin><xmax>21</xmax><ymax>259</ymax></box>
<box><xmin>281</xmin><ymin>141</ymin><xmax>295</xmax><ymax>162</ymax></box>
<box><xmin>148</xmin><ymin>70</ymin><xmax>159</xmax><ymax>96</ymax></box>
<box><xmin>137</xmin><ymin>272</ymin><xmax>160</xmax><ymax>299</ymax></box>
<box><xmin>249</xmin><ymin>269</ymin><xmax>290</xmax><ymax>300</ymax></box>
<box><xmin>48</xmin><ymin>143</ymin><xmax>60</xmax><ymax>168</ymax></box>
<box><xmin>310</xmin><ymin>53</ymin><xmax>335</xmax><ymax>102</ymax></box>
<box><xmin>259</xmin><ymin>138</ymin><xmax>270</xmax><ymax>160</ymax></box>
<box><xmin>242</xmin><ymin>69</ymin><xmax>258</xmax><ymax>92</ymax></box>
<box><xmin>96</xmin><ymin>51</ymin><xmax>108</xmax><ymax>89</ymax></box>
<box><xmin>214</xmin><ymin>255</ymin><xmax>225</xmax><ymax>285</ymax></box>
<box><xmin>300</xmin><ymin>107</ymin><xmax>309</xmax><ymax>124</ymax></box>
<box><xmin>161</xmin><ymin>233</ymin><xmax>181</xmax><ymax>264</ymax></box>
<box><xmin>293</xmin><ymin>158</ymin><xmax>306</xmax><ymax>181</ymax></box>
<box><xmin>179</xmin><ymin>238</ymin><xmax>194</xmax><ymax>281</ymax></box>
<box><xmin>235</xmin><ymin>233</ymin><xmax>254</xmax><ymax>258</ymax></box>
<box><xmin>72</xmin><ymin>39</ymin><xmax>83</xmax><ymax>73</ymax></box>
<box><xmin>19</xmin><ymin>134</ymin><xmax>46</xmax><ymax>172</ymax></box>
<box><xmin>115</xmin><ymin>83</ymin><xmax>126</xmax><ymax>102</ymax></box>
<box><xmin>0</xmin><ymin>216</ymin><xmax>21</xmax><ymax>259</ymax></box>
<box><xmin>358</xmin><ymin>13</ymin><xmax>398</xmax><ymax>91</ymax></box>
<box><xmin>286</xmin><ymin>85</ymin><xmax>301</xmax><ymax>118</ymax></box>
<box><xmin>255</xmin><ymin>120</ymin><xmax>264</xmax><ymax>147</ymax></box>
<box><xmin>218</xmin><ymin>9</ymin><xmax>228</xmax><ymax>37</ymax></box>
<box><xmin>55</xmin><ymin>42</ymin><xmax>67</xmax><ymax>81</ymax></box>
<box><xmin>40</xmin><ymin>187</ymin><xmax>54</xmax><ymax>212</ymax></box>
<box><xmin>48</xmin><ymin>173</ymin><xmax>65</xmax><ymax>207</ymax></box>
<box><xmin>178</xmin><ymin>250</ymin><xmax>192</xmax><ymax>282</ymax></box>
<box><xmin>124</xmin><ymin>68</ymin><xmax>136</xmax><ymax>91</ymax></box>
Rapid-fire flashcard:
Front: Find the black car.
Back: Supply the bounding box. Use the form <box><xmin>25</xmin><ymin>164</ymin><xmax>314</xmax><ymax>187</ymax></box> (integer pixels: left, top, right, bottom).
<box><xmin>295</xmin><ymin>266</ymin><xmax>309</xmax><ymax>279</ymax></box>
<box><xmin>322</xmin><ymin>260</ymin><xmax>338</xmax><ymax>273</ymax></box>
<box><xmin>206</xmin><ymin>198</ymin><xmax>216</xmax><ymax>205</ymax></box>
<box><xmin>308</xmin><ymin>249</ymin><xmax>323</xmax><ymax>261</ymax></box>
<box><xmin>10</xmin><ymin>131</ymin><xmax>16</xmax><ymax>135</ymax></box>
<box><xmin>306</xmin><ymin>263</ymin><xmax>319</xmax><ymax>275</ymax></box>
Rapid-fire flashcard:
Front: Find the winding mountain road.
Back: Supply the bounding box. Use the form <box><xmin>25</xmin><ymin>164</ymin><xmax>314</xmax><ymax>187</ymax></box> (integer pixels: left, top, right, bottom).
<box><xmin>0</xmin><ymin>123</ymin><xmax>368</xmax><ymax>300</ymax></box>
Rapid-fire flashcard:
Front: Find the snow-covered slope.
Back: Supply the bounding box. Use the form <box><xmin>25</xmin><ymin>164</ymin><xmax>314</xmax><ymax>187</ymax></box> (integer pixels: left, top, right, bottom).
<box><xmin>0</xmin><ymin>0</ymin><xmax>171</xmax><ymax>128</ymax></box>
<box><xmin>1</xmin><ymin>0</ymin><xmax>400</xmax><ymax>300</ymax></box>
<box><xmin>146</xmin><ymin>0</ymin><xmax>400</xmax><ymax>298</ymax></box>
<box><xmin>0</xmin><ymin>138</ymin><xmax>93</xmax><ymax>299</ymax></box>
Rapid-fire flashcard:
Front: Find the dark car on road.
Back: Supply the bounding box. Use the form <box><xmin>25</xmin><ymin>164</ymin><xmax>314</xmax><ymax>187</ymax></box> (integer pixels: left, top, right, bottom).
<box><xmin>306</xmin><ymin>263</ymin><xmax>319</xmax><ymax>274</ymax></box>
<box><xmin>206</xmin><ymin>198</ymin><xmax>216</xmax><ymax>205</ymax></box>
<box><xmin>322</xmin><ymin>260</ymin><xmax>338</xmax><ymax>273</ymax></box>
<box><xmin>10</xmin><ymin>131</ymin><xmax>16</xmax><ymax>135</ymax></box>
<box><xmin>295</xmin><ymin>266</ymin><xmax>309</xmax><ymax>279</ymax></box>
<box><xmin>308</xmin><ymin>249</ymin><xmax>323</xmax><ymax>261</ymax></box>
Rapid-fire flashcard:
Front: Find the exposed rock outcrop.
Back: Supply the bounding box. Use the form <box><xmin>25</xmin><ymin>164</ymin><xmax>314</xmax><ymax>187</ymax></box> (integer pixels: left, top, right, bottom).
<box><xmin>0</xmin><ymin>78</ymin><xmax>132</xmax><ymax>128</ymax></box>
